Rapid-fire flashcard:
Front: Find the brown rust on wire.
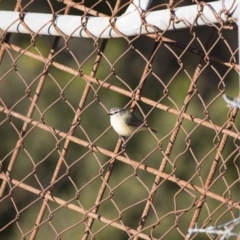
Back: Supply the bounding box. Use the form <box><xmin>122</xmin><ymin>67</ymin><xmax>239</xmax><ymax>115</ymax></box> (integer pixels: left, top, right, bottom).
<box><xmin>187</xmin><ymin>108</ymin><xmax>239</xmax><ymax>238</ymax></box>
<box><xmin>133</xmin><ymin>16</ymin><xmax>216</xmax><ymax>239</ymax></box>
<box><xmin>126</xmin><ymin>40</ymin><xmax>162</xmax><ymax>240</ymax></box>
<box><xmin>61</xmin><ymin>0</ymin><xmax>108</xmax><ymax>17</ymax></box>
<box><xmin>0</xmin><ymin>38</ymin><xmax>60</xmax><ymax>198</ymax></box>
<box><xmin>76</xmin><ymin>41</ymin><xmax>109</xmax><ymax>240</ymax></box>
<box><xmin>186</xmin><ymin>28</ymin><xmax>239</xmax><ymax>238</ymax></box>
<box><xmin>82</xmin><ymin>2</ymin><xmax>135</xmax><ymax>239</ymax></box>
<box><xmin>1</xmin><ymin>42</ymin><xmax>239</xmax><ymax>141</ymax></box>
<box><xmin>146</xmin><ymin>34</ymin><xmax>239</xmax><ymax>71</ymax></box>
<box><xmin>30</xmin><ymin>40</ymin><xmax>108</xmax><ymax>240</ymax></box>
<box><xmin>28</xmin><ymin>2</ymin><xmax>96</xmax><ymax>239</ymax></box>
<box><xmin>0</xmin><ymin>105</ymin><xmax>239</xmax><ymax>210</ymax></box>
<box><xmin>0</xmin><ymin>1</ymin><xmax>52</xmax><ymax>199</ymax></box>
<box><xmin>0</xmin><ymin>173</ymin><xmax>155</xmax><ymax>240</ymax></box>
<box><xmin>0</xmin><ymin>1</ymin><xmax>22</xmax><ymax>62</ymax></box>
<box><xmin>185</xmin><ymin>23</ymin><xmax>239</xmax><ymax>238</ymax></box>
<box><xmin>0</xmin><ymin>1</ymin><xmax>239</xmax><ymax>239</ymax></box>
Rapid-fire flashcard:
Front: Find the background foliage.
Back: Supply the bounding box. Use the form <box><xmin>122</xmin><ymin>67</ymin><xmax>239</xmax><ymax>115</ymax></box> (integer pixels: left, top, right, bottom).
<box><xmin>0</xmin><ymin>0</ymin><xmax>239</xmax><ymax>239</ymax></box>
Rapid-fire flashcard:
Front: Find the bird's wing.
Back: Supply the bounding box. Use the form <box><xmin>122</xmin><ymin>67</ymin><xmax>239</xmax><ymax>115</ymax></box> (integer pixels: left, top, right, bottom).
<box><xmin>127</xmin><ymin>113</ymin><xmax>158</xmax><ymax>133</ymax></box>
<box><xmin>126</xmin><ymin>113</ymin><xmax>144</xmax><ymax>127</ymax></box>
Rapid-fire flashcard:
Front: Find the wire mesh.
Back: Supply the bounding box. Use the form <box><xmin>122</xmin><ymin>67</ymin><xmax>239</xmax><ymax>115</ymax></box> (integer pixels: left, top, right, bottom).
<box><xmin>0</xmin><ymin>0</ymin><xmax>239</xmax><ymax>239</ymax></box>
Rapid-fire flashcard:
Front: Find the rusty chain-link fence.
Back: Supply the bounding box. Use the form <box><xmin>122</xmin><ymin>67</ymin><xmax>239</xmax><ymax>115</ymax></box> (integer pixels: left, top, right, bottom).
<box><xmin>0</xmin><ymin>0</ymin><xmax>239</xmax><ymax>239</ymax></box>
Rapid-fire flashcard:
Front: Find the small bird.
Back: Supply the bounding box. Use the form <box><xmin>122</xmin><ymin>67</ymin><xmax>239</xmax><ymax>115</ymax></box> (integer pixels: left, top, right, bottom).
<box><xmin>108</xmin><ymin>107</ymin><xmax>157</xmax><ymax>148</ymax></box>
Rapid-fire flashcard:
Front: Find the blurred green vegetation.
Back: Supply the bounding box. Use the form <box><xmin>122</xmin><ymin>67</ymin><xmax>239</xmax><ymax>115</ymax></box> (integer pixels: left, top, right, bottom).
<box><xmin>0</xmin><ymin>1</ymin><xmax>239</xmax><ymax>240</ymax></box>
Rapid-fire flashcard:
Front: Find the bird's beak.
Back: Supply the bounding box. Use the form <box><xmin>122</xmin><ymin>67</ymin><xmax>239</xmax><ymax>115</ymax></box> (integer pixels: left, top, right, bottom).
<box><xmin>107</xmin><ymin>113</ymin><xmax>111</xmax><ymax>115</ymax></box>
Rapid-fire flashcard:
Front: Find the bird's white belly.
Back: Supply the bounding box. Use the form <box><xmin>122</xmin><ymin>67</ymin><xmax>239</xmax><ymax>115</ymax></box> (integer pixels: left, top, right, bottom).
<box><xmin>110</xmin><ymin>116</ymin><xmax>135</xmax><ymax>137</ymax></box>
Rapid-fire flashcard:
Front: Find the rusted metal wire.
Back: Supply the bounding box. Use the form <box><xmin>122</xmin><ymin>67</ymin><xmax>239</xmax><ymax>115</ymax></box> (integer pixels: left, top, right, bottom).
<box><xmin>0</xmin><ymin>1</ymin><xmax>239</xmax><ymax>239</ymax></box>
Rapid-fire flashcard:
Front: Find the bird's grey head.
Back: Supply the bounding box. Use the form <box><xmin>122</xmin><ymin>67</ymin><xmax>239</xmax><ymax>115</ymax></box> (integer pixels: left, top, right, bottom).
<box><xmin>108</xmin><ymin>107</ymin><xmax>125</xmax><ymax>116</ymax></box>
